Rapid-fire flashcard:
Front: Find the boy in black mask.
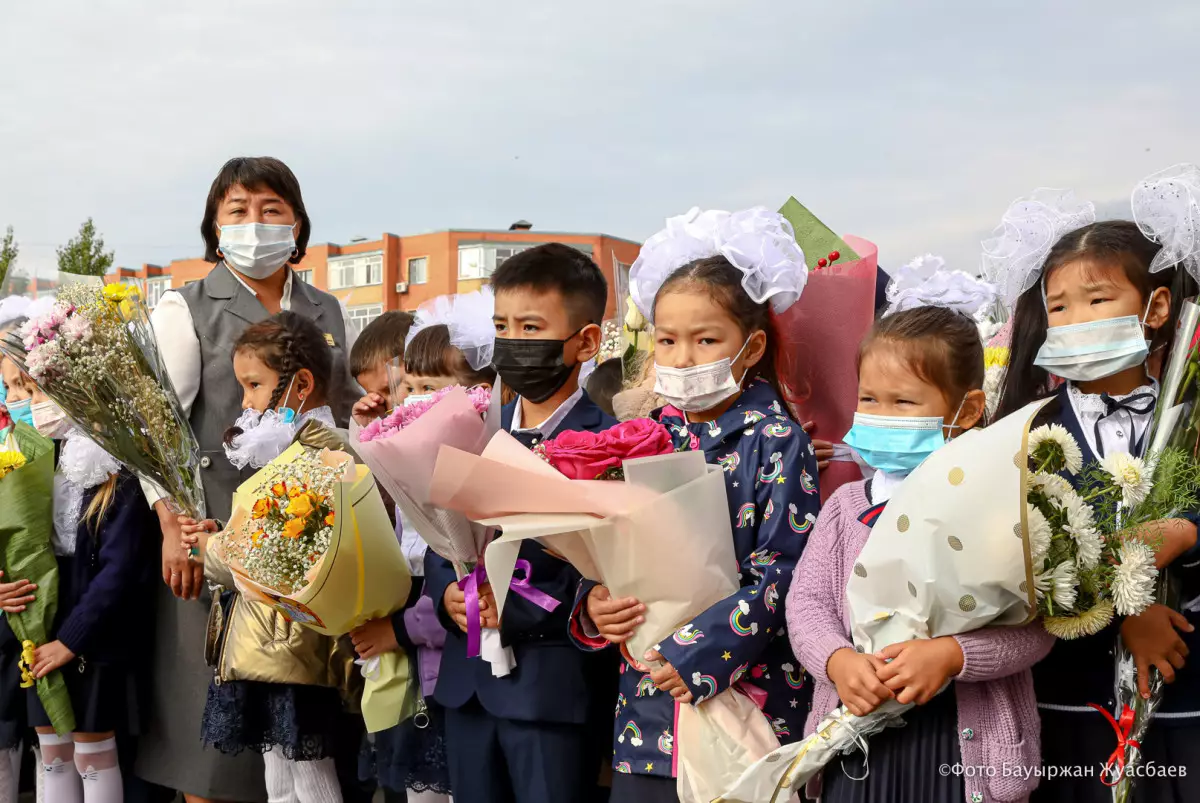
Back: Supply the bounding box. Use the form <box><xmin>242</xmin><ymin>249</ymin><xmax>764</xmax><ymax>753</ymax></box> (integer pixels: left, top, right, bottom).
<box><xmin>424</xmin><ymin>243</ymin><xmax>617</xmax><ymax>803</ymax></box>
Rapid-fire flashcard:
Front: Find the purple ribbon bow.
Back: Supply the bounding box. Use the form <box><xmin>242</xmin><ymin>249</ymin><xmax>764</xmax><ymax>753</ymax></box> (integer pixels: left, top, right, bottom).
<box><xmin>458</xmin><ymin>559</ymin><xmax>562</xmax><ymax>658</ymax></box>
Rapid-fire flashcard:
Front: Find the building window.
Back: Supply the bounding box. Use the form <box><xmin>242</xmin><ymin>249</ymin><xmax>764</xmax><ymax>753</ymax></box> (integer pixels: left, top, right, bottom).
<box><xmin>346</xmin><ymin>303</ymin><xmax>384</xmax><ymax>335</ymax></box>
<box><xmin>329</xmin><ymin>253</ymin><xmax>383</xmax><ymax>290</ymax></box>
<box><xmin>145</xmin><ymin>277</ymin><xmax>170</xmax><ymax>308</ymax></box>
<box><xmin>458</xmin><ymin>242</ymin><xmax>593</xmax><ymax>280</ymax></box>
<box><xmin>295</xmin><ymin>269</ymin><xmax>313</xmax><ymax>284</ymax></box>
<box><xmin>407</xmin><ymin>257</ymin><xmax>428</xmax><ymax>285</ymax></box>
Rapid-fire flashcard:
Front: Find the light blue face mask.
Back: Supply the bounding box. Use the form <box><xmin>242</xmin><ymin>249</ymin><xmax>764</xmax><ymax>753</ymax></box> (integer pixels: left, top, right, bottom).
<box><xmin>1033</xmin><ymin>290</ymin><xmax>1160</xmax><ymax>383</ymax></box>
<box><xmin>843</xmin><ymin>399</ymin><xmax>966</xmax><ymax>477</ymax></box>
<box><xmin>5</xmin><ymin>398</ymin><xmax>33</xmax><ymax>429</ymax></box>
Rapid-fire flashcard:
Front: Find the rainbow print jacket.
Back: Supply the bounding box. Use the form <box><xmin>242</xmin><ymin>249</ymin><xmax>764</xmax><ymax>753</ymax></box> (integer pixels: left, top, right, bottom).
<box><xmin>569</xmin><ymin>379</ymin><xmax>820</xmax><ymax>778</ymax></box>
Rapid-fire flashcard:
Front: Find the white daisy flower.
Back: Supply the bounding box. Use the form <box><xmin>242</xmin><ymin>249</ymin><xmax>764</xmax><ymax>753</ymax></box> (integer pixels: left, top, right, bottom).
<box><xmin>1028</xmin><ymin>424</ymin><xmax>1084</xmax><ymax>475</ymax></box>
<box><xmin>1026</xmin><ymin>503</ymin><xmax>1052</xmax><ymax>565</ymax></box>
<box><xmin>1029</xmin><ymin>472</ymin><xmax>1072</xmax><ymax>502</ymax></box>
<box><xmin>1099</xmin><ymin>452</ymin><xmax>1154</xmax><ymax>508</ymax></box>
<box><xmin>1036</xmin><ymin>561</ymin><xmax>1078</xmax><ymax>610</ymax></box>
<box><xmin>1061</xmin><ymin>493</ymin><xmax>1103</xmax><ymax>570</ymax></box>
<box><xmin>1112</xmin><ymin>541</ymin><xmax>1158</xmax><ymax>616</ymax></box>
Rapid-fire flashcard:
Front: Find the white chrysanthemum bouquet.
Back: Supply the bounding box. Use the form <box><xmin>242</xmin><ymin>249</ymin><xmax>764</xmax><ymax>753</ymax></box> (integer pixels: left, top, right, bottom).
<box><xmin>1025</xmin><ymin>423</ymin><xmax>1196</xmax><ymax>639</ymax></box>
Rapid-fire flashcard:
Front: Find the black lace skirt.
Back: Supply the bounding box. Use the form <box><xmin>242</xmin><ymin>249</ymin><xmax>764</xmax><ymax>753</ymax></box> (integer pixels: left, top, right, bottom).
<box><xmin>359</xmin><ymin>699</ymin><xmax>451</xmax><ymax>795</ymax></box>
<box><xmin>201</xmin><ymin>679</ymin><xmax>347</xmax><ymax>761</ymax></box>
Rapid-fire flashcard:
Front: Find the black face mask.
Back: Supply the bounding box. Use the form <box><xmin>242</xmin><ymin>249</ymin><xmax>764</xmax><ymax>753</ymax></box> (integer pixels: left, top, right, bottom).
<box><xmin>491</xmin><ymin>330</ymin><xmax>583</xmax><ymax>404</ymax></box>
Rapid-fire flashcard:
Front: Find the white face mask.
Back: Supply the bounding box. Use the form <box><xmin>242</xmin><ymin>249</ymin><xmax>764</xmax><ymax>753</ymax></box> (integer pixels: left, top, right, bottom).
<box><xmin>403</xmin><ymin>393</ymin><xmax>434</xmax><ymax>407</ymax></box>
<box><xmin>654</xmin><ymin>340</ymin><xmax>750</xmax><ymax>413</ymax></box>
<box><xmin>1034</xmin><ymin>290</ymin><xmax>1159</xmax><ymax>383</ymax></box>
<box><xmin>218</xmin><ymin>223</ymin><xmax>297</xmax><ymax>280</ymax></box>
<box><xmin>31</xmin><ymin>399</ymin><xmax>71</xmax><ymax>439</ymax></box>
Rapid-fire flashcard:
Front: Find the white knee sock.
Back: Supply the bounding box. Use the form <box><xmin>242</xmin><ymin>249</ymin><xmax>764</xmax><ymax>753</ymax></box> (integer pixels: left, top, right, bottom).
<box><xmin>0</xmin><ymin>745</ymin><xmax>18</xmax><ymax>803</ymax></box>
<box><xmin>74</xmin><ymin>738</ymin><xmax>122</xmax><ymax>803</ymax></box>
<box><xmin>291</xmin><ymin>756</ymin><xmax>342</xmax><ymax>803</ymax></box>
<box><xmin>407</xmin><ymin>793</ymin><xmax>451</xmax><ymax>803</ymax></box>
<box><xmin>37</xmin><ymin>733</ymin><xmax>82</xmax><ymax>803</ymax></box>
<box><xmin>263</xmin><ymin>748</ymin><xmax>298</xmax><ymax>803</ymax></box>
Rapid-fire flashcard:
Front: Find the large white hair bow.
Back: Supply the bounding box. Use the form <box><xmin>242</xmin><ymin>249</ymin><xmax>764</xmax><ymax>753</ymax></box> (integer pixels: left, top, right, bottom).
<box><xmin>980</xmin><ymin>189</ymin><xmax>1095</xmax><ymax>309</ymax></box>
<box><xmin>1132</xmin><ymin>163</ymin><xmax>1200</xmax><ymax>284</ymax></box>
<box><xmin>629</xmin><ymin>207</ymin><xmax>808</xmax><ymax>321</ymax></box>
<box><xmin>884</xmin><ymin>254</ymin><xmax>999</xmax><ymax>320</ymax></box>
<box><xmin>406</xmin><ymin>287</ymin><xmax>496</xmax><ymax>371</ymax></box>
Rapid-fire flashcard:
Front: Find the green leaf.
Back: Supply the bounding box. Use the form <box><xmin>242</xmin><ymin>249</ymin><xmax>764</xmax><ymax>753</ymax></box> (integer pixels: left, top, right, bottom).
<box><xmin>777</xmin><ymin>198</ymin><xmax>859</xmax><ymax>269</ymax></box>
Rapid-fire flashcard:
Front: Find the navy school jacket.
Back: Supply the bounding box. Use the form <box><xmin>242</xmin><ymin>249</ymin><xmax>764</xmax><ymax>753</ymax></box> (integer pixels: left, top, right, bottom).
<box><xmin>1032</xmin><ymin>384</ymin><xmax>1200</xmax><ymax>723</ymax></box>
<box><xmin>51</xmin><ymin>470</ymin><xmax>161</xmax><ymax>665</ymax></box>
<box><xmin>569</xmin><ymin>379</ymin><xmax>821</xmax><ymax>778</ymax></box>
<box><xmin>424</xmin><ymin>390</ymin><xmax>618</xmax><ymax>724</ymax></box>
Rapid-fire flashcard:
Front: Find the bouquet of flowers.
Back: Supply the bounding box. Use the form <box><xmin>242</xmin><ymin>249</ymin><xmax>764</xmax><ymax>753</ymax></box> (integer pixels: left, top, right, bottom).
<box><xmin>719</xmin><ymin>399</ymin><xmax>1168</xmax><ymax>803</ymax></box>
<box><xmin>534</xmin><ymin>418</ymin><xmax>678</xmax><ymax>481</ymax></box>
<box><xmin>352</xmin><ymin>384</ymin><xmax>516</xmax><ymax>672</ymax></box>
<box><xmin>0</xmin><ymin>422</ymin><xmax>74</xmax><ymax>734</ymax></box>
<box><xmin>0</xmin><ymin>282</ymin><xmax>203</xmax><ymax>516</ymax></box>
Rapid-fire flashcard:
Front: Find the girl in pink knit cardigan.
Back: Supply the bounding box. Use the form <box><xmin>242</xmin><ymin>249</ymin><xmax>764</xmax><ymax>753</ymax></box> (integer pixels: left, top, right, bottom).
<box><xmin>788</xmin><ymin>306</ymin><xmax>1056</xmax><ymax>803</ymax></box>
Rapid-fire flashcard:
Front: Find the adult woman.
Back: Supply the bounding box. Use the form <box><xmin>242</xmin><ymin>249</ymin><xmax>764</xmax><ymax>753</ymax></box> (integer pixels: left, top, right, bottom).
<box><xmin>133</xmin><ymin>157</ymin><xmax>361</xmax><ymax>803</ymax></box>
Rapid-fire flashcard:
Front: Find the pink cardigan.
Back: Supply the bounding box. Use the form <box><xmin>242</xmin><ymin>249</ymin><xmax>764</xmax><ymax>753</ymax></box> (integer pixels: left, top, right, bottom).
<box><xmin>788</xmin><ymin>480</ymin><xmax>1054</xmax><ymax>803</ymax></box>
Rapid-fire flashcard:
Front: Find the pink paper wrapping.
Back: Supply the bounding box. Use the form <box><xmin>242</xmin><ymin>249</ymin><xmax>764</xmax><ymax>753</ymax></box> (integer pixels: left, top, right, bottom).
<box><xmin>430</xmin><ymin>435</ymin><xmax>739</xmax><ymax>664</ymax></box>
<box><xmin>776</xmin><ymin>234</ymin><xmax>878</xmax><ymax>502</ymax></box>
<box><xmin>351</xmin><ymin>387</ymin><xmax>493</xmax><ymax>571</ymax></box>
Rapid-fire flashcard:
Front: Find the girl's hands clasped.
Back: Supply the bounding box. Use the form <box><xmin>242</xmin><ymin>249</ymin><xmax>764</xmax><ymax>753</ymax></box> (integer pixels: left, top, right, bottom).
<box><xmin>827</xmin><ymin>647</ymin><xmax>893</xmax><ymax>716</ymax></box>
<box><xmin>875</xmin><ymin>637</ymin><xmax>965</xmax><ymax>705</ymax></box>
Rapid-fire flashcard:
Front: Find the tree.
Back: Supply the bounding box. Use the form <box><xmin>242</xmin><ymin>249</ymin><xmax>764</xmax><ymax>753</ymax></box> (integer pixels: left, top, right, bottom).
<box><xmin>57</xmin><ymin>218</ymin><xmax>114</xmax><ymax>277</ymax></box>
<box><xmin>0</xmin><ymin>226</ymin><xmax>16</xmax><ymax>291</ymax></box>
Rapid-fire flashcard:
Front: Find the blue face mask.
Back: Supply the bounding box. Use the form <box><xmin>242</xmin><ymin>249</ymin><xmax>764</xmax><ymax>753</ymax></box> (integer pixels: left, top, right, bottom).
<box><xmin>843</xmin><ymin>400</ymin><xmax>966</xmax><ymax>477</ymax></box>
<box><xmin>5</xmin><ymin>398</ymin><xmax>34</xmax><ymax>429</ymax></box>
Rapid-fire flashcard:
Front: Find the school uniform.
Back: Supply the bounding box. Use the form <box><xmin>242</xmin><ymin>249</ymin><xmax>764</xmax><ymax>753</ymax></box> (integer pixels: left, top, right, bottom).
<box><xmin>27</xmin><ymin>469</ymin><xmax>160</xmax><ymax>733</ymax></box>
<box><xmin>1032</xmin><ymin>382</ymin><xmax>1200</xmax><ymax>803</ymax></box>
<box><xmin>424</xmin><ymin>388</ymin><xmax>617</xmax><ymax>803</ymax></box>
<box><xmin>570</xmin><ymin>379</ymin><xmax>820</xmax><ymax>800</ymax></box>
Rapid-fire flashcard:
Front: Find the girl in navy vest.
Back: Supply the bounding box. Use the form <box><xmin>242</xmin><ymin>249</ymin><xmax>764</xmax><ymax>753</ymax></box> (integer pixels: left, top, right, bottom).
<box><xmin>991</xmin><ymin>179</ymin><xmax>1200</xmax><ymax>802</ymax></box>
<box><xmin>569</xmin><ymin>207</ymin><xmax>821</xmax><ymax>803</ymax></box>
<box><xmin>20</xmin><ymin>391</ymin><xmax>160</xmax><ymax>803</ymax></box>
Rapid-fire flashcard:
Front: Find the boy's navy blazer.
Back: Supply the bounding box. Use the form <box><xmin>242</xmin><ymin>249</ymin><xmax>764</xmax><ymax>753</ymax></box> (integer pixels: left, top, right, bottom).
<box><xmin>424</xmin><ymin>390</ymin><xmax>617</xmax><ymax>724</ymax></box>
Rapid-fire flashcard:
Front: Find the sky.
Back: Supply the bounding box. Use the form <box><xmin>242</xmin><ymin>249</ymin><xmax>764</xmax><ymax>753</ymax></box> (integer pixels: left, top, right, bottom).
<box><xmin>1</xmin><ymin>0</ymin><xmax>1197</xmax><ymax>285</ymax></box>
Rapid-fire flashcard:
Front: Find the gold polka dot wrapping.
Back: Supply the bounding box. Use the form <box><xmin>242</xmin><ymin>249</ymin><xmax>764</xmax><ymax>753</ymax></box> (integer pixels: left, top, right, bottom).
<box><xmin>1013</xmin><ymin>522</ymin><xmax>1023</xmax><ymax>538</ymax></box>
<box><xmin>907</xmin><ymin>581</ymin><xmax>918</xmax><ymax>597</ymax></box>
<box><xmin>959</xmin><ymin>594</ymin><xmax>977</xmax><ymax>612</ymax></box>
<box><xmin>947</xmin><ymin>536</ymin><xmax>964</xmax><ymax>551</ymax></box>
<box><xmin>853</xmin><ymin>563</ymin><xmax>867</xmax><ymax>578</ymax></box>
<box><xmin>948</xmin><ymin>467</ymin><xmax>965</xmax><ymax>486</ymax></box>
<box><xmin>896</xmin><ymin>514</ymin><xmax>910</xmax><ymax>533</ymax></box>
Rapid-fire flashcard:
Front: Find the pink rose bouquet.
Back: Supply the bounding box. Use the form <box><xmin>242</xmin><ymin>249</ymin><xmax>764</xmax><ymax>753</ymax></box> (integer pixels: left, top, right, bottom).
<box><xmin>359</xmin><ymin>385</ymin><xmax>491</xmax><ymax>443</ymax></box>
<box><xmin>534</xmin><ymin>418</ymin><xmax>676</xmax><ymax>480</ymax></box>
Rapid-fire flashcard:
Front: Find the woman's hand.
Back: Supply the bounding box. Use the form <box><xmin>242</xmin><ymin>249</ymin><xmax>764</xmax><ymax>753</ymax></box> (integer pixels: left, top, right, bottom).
<box><xmin>350</xmin><ymin>617</ymin><xmax>400</xmax><ymax>660</ymax></box>
<box><xmin>1121</xmin><ymin>604</ymin><xmax>1194</xmax><ymax>698</ymax></box>
<box><xmin>585</xmin><ymin>585</ymin><xmax>645</xmax><ymax>643</ymax></box>
<box><xmin>0</xmin><ymin>572</ymin><xmax>36</xmax><ymax>614</ymax></box>
<box><xmin>644</xmin><ymin>648</ymin><xmax>692</xmax><ymax>702</ymax></box>
<box><xmin>875</xmin><ymin>637</ymin><xmax>965</xmax><ymax>706</ymax></box>
<box><xmin>801</xmin><ymin>421</ymin><xmax>835</xmax><ymax>470</ymax></box>
<box><xmin>353</xmin><ymin>393</ymin><xmax>388</xmax><ymax>427</ymax></box>
<box><xmin>32</xmin><ymin>640</ymin><xmax>75</xmax><ymax>679</ymax></box>
<box><xmin>178</xmin><ymin>517</ymin><xmax>218</xmax><ymax>555</ymax></box>
<box><xmin>827</xmin><ymin>647</ymin><xmax>893</xmax><ymax>716</ymax></box>
<box><xmin>157</xmin><ymin>501</ymin><xmax>204</xmax><ymax>600</ymax></box>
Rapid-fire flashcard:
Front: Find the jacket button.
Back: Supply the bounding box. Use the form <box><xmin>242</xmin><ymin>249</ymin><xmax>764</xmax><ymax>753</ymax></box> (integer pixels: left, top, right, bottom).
<box><xmin>961</xmin><ymin>727</ymin><xmax>974</xmax><ymax>740</ymax></box>
<box><xmin>970</xmin><ymin>793</ymin><xmax>983</xmax><ymax>803</ymax></box>
<box><xmin>200</xmin><ymin>456</ymin><xmax>212</xmax><ymax>469</ymax></box>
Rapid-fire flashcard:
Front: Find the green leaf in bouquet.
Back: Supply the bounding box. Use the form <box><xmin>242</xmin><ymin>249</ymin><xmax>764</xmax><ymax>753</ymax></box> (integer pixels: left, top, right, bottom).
<box><xmin>0</xmin><ymin>422</ymin><xmax>75</xmax><ymax>734</ymax></box>
<box><xmin>776</xmin><ymin>198</ymin><xmax>859</xmax><ymax>269</ymax></box>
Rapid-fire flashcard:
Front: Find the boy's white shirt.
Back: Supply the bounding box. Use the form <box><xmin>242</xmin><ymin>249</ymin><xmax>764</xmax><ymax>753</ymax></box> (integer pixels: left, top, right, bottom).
<box><xmin>510</xmin><ymin>386</ymin><xmax>584</xmax><ymax>436</ymax></box>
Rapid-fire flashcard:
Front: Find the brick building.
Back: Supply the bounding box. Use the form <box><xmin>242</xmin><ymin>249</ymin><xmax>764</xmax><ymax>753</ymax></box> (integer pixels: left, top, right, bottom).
<box><xmin>155</xmin><ymin>223</ymin><xmax>642</xmax><ymax>333</ymax></box>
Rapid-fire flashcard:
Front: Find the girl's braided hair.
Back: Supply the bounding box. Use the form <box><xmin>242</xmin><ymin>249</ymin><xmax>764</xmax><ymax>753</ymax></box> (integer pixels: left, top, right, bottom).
<box><xmin>234</xmin><ymin>311</ymin><xmax>333</xmax><ymax>412</ymax></box>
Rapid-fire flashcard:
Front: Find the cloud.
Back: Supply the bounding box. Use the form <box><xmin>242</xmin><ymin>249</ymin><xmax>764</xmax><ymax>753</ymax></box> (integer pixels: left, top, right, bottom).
<box><xmin>0</xmin><ymin>0</ymin><xmax>1196</xmax><ymax>285</ymax></box>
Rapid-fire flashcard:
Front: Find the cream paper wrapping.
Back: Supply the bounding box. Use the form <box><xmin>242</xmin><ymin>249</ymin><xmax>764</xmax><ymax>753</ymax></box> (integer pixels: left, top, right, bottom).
<box><xmin>717</xmin><ymin>399</ymin><xmax>1049</xmax><ymax>803</ymax></box>
<box><xmin>430</xmin><ymin>433</ymin><xmax>740</xmax><ymax>663</ymax></box>
<box><xmin>211</xmin><ymin>443</ymin><xmax>415</xmax><ymax>731</ymax></box>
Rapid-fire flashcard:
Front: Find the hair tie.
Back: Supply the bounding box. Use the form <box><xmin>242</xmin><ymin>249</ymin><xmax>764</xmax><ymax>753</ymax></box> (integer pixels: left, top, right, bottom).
<box><xmin>406</xmin><ymin>287</ymin><xmax>495</xmax><ymax>371</ymax></box>
<box><xmin>1132</xmin><ymin>163</ymin><xmax>1200</xmax><ymax>284</ymax></box>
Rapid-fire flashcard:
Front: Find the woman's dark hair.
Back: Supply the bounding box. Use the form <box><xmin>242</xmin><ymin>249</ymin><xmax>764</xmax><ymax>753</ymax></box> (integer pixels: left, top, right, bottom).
<box><xmin>995</xmin><ymin>220</ymin><xmax>1195</xmax><ymax>418</ymax></box>
<box><xmin>654</xmin><ymin>256</ymin><xmax>794</xmax><ymax>405</ymax></box>
<box><xmin>859</xmin><ymin>306</ymin><xmax>985</xmax><ymax>410</ymax></box>
<box><xmin>234</xmin><ymin>312</ymin><xmax>333</xmax><ymax>413</ymax></box>
<box><xmin>201</xmin><ymin>157</ymin><xmax>311</xmax><ymax>264</ymax></box>
<box><xmin>404</xmin><ymin>324</ymin><xmax>496</xmax><ymax>388</ymax></box>
<box><xmin>586</xmin><ymin>358</ymin><xmax>625</xmax><ymax>418</ymax></box>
